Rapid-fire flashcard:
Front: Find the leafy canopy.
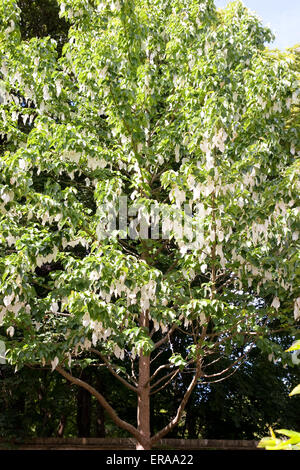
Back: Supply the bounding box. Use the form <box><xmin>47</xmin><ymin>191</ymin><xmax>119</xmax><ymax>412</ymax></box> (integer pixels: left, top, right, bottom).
<box><xmin>0</xmin><ymin>0</ymin><xmax>299</xmax><ymax>386</ymax></box>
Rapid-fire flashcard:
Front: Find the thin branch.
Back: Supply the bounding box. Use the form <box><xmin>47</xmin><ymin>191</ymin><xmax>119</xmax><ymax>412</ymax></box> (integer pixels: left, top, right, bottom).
<box><xmin>31</xmin><ymin>280</ymin><xmax>53</xmax><ymax>291</ymax></box>
<box><xmin>117</xmin><ymin>239</ymin><xmax>139</xmax><ymax>258</ymax></box>
<box><xmin>150</xmin><ymin>348</ymin><xmax>165</xmax><ymax>364</ymax></box>
<box><xmin>202</xmin><ymin>361</ymin><xmax>244</xmax><ymax>385</ymax></box>
<box><xmin>202</xmin><ymin>343</ymin><xmax>255</xmax><ymax>380</ymax></box>
<box><xmin>150</xmin><ymin>369</ymin><xmax>180</xmax><ymax>395</ymax></box>
<box><xmin>163</xmin><ymin>258</ymin><xmax>180</xmax><ymax>277</ymax></box>
<box><xmin>148</xmin><ymin>363</ymin><xmax>172</xmax><ymax>383</ymax></box>
<box><xmin>90</xmin><ymin>348</ymin><xmax>138</xmax><ymax>392</ymax></box>
<box><xmin>153</xmin><ymin>324</ymin><xmax>177</xmax><ymax>350</ymax></box>
<box><xmin>151</xmin><ymin>240</ymin><xmax>169</xmax><ymax>260</ymax></box>
<box><xmin>150</xmin><ymin>367</ymin><xmax>179</xmax><ymax>391</ymax></box>
<box><xmin>202</xmin><ymin>355</ymin><xmax>224</xmax><ymax>369</ymax></box>
<box><xmin>151</xmin><ymin>363</ymin><xmax>202</xmax><ymax>445</ymax></box>
<box><xmin>216</xmin><ymin>276</ymin><xmax>235</xmax><ymax>293</ymax></box>
<box><xmin>150</xmin><ymin>169</ymin><xmax>166</xmax><ymax>185</ymax></box>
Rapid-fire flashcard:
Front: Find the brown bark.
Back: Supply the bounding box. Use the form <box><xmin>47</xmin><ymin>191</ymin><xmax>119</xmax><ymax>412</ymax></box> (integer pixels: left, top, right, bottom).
<box><xmin>95</xmin><ymin>373</ymin><xmax>106</xmax><ymax>438</ymax></box>
<box><xmin>77</xmin><ymin>369</ymin><xmax>92</xmax><ymax>437</ymax></box>
<box><xmin>56</xmin><ymin>331</ymin><xmax>201</xmax><ymax>450</ymax></box>
<box><xmin>57</xmin><ymin>416</ymin><xmax>66</xmax><ymax>437</ymax></box>
<box><xmin>96</xmin><ymin>401</ymin><xmax>106</xmax><ymax>438</ymax></box>
<box><xmin>136</xmin><ymin>309</ymin><xmax>151</xmax><ymax>450</ymax></box>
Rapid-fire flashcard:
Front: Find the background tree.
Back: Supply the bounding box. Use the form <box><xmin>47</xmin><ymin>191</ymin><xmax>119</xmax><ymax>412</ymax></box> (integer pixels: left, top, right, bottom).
<box><xmin>0</xmin><ymin>0</ymin><xmax>299</xmax><ymax>450</ymax></box>
<box><xmin>18</xmin><ymin>0</ymin><xmax>69</xmax><ymax>55</ymax></box>
<box><xmin>187</xmin><ymin>336</ymin><xmax>300</xmax><ymax>439</ymax></box>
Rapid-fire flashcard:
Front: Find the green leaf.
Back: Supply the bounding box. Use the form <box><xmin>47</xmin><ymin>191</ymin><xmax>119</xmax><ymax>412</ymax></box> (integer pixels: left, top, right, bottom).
<box><xmin>286</xmin><ymin>341</ymin><xmax>300</xmax><ymax>352</ymax></box>
<box><xmin>289</xmin><ymin>384</ymin><xmax>300</xmax><ymax>397</ymax></box>
<box><xmin>276</xmin><ymin>429</ymin><xmax>300</xmax><ymax>439</ymax></box>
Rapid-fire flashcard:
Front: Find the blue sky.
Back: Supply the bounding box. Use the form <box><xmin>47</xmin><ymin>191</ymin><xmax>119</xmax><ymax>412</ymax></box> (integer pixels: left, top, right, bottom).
<box><xmin>214</xmin><ymin>0</ymin><xmax>300</xmax><ymax>50</ymax></box>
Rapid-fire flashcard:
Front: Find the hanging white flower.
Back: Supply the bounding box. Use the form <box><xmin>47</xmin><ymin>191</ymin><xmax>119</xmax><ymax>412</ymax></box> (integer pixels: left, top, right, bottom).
<box><xmin>43</xmin><ymin>85</ymin><xmax>50</xmax><ymax>101</ymax></box>
<box><xmin>50</xmin><ymin>302</ymin><xmax>59</xmax><ymax>313</ymax></box>
<box><xmin>6</xmin><ymin>235</ymin><xmax>16</xmax><ymax>246</ymax></box>
<box><xmin>209</xmin><ymin>231</ymin><xmax>215</xmax><ymax>242</ymax></box>
<box><xmin>114</xmin><ymin>344</ymin><xmax>122</xmax><ymax>359</ymax></box>
<box><xmin>51</xmin><ymin>356</ymin><xmax>59</xmax><ymax>371</ymax></box>
<box><xmin>4</xmin><ymin>294</ymin><xmax>14</xmax><ymax>307</ymax></box>
<box><xmin>294</xmin><ymin>297</ymin><xmax>300</xmax><ymax>321</ymax></box>
<box><xmin>1</xmin><ymin>192</ymin><xmax>11</xmax><ymax>204</ymax></box>
<box><xmin>175</xmin><ymin>144</ymin><xmax>180</xmax><ymax>162</ymax></box>
<box><xmin>200</xmin><ymin>139</ymin><xmax>210</xmax><ymax>154</ymax></box>
<box><xmin>268</xmin><ymin>353</ymin><xmax>274</xmax><ymax>362</ymax></box>
<box><xmin>174</xmin><ymin>186</ymin><xmax>186</xmax><ymax>207</ymax></box>
<box><xmin>6</xmin><ymin>326</ymin><xmax>14</xmax><ymax>337</ymax></box>
<box><xmin>11</xmin><ymin>302</ymin><xmax>24</xmax><ymax>315</ymax></box>
<box><xmin>0</xmin><ymin>340</ymin><xmax>6</xmax><ymax>364</ymax></box>
<box><xmin>203</xmin><ymin>182</ymin><xmax>214</xmax><ymax>196</ymax></box>
<box><xmin>5</xmin><ymin>20</ymin><xmax>15</xmax><ymax>35</ymax></box>
<box><xmin>55</xmin><ymin>80</ymin><xmax>62</xmax><ymax>97</ymax></box>
<box><xmin>92</xmin><ymin>331</ymin><xmax>98</xmax><ymax>346</ymax></box>
<box><xmin>271</xmin><ymin>297</ymin><xmax>280</xmax><ymax>310</ymax></box>
<box><xmin>82</xmin><ymin>311</ymin><xmax>91</xmax><ymax>327</ymax></box>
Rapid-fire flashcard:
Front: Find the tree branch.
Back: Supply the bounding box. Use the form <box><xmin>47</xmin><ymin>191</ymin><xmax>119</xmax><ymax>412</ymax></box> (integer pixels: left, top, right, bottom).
<box><xmin>56</xmin><ymin>365</ymin><xmax>141</xmax><ymax>441</ymax></box>
<box><xmin>150</xmin><ymin>369</ymin><xmax>180</xmax><ymax>395</ymax></box>
<box><xmin>202</xmin><ymin>361</ymin><xmax>244</xmax><ymax>384</ymax></box>
<box><xmin>90</xmin><ymin>348</ymin><xmax>138</xmax><ymax>392</ymax></box>
<box><xmin>202</xmin><ymin>343</ymin><xmax>255</xmax><ymax>380</ymax></box>
<box><xmin>153</xmin><ymin>324</ymin><xmax>177</xmax><ymax>350</ymax></box>
<box><xmin>148</xmin><ymin>363</ymin><xmax>172</xmax><ymax>384</ymax></box>
<box><xmin>150</xmin><ymin>364</ymin><xmax>202</xmax><ymax>445</ymax></box>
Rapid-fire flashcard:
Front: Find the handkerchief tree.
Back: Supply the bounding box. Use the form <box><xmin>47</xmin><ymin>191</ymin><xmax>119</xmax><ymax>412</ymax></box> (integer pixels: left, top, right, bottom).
<box><xmin>0</xmin><ymin>0</ymin><xmax>299</xmax><ymax>450</ymax></box>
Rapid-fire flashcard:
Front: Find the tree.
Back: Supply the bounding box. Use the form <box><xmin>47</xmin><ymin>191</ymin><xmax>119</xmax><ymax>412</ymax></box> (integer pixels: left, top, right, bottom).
<box><xmin>0</xmin><ymin>0</ymin><xmax>299</xmax><ymax>450</ymax></box>
<box><xmin>0</xmin><ymin>364</ymin><xmax>78</xmax><ymax>439</ymax></box>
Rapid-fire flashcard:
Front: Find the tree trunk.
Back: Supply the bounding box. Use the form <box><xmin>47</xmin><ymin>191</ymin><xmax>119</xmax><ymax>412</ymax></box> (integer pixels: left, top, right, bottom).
<box><xmin>57</xmin><ymin>415</ymin><xmax>66</xmax><ymax>437</ymax></box>
<box><xmin>96</xmin><ymin>401</ymin><xmax>106</xmax><ymax>438</ymax></box>
<box><xmin>77</xmin><ymin>369</ymin><xmax>92</xmax><ymax>437</ymax></box>
<box><xmin>185</xmin><ymin>405</ymin><xmax>197</xmax><ymax>439</ymax></box>
<box><xmin>136</xmin><ymin>309</ymin><xmax>151</xmax><ymax>450</ymax></box>
<box><xmin>95</xmin><ymin>373</ymin><xmax>106</xmax><ymax>437</ymax></box>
